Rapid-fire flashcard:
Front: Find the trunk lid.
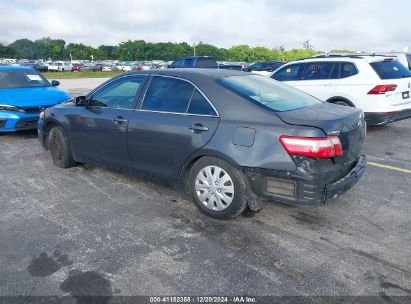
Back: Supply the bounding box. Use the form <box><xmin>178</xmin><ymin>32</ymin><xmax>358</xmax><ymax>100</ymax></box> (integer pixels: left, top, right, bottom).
<box><xmin>276</xmin><ymin>102</ymin><xmax>366</xmax><ymax>163</ymax></box>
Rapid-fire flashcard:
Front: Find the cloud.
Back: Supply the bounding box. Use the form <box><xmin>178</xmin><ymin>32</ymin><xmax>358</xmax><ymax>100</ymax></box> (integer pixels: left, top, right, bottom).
<box><xmin>1</xmin><ymin>0</ymin><xmax>410</xmax><ymax>52</ymax></box>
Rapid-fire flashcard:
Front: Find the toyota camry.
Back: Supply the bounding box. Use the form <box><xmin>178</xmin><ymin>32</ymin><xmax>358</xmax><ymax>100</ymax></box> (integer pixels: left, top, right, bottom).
<box><xmin>38</xmin><ymin>69</ymin><xmax>367</xmax><ymax>219</ymax></box>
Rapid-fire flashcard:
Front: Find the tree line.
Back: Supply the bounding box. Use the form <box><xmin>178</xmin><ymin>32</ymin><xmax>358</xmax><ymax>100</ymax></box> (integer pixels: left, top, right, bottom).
<box><xmin>0</xmin><ymin>37</ymin><xmax>353</xmax><ymax>62</ymax></box>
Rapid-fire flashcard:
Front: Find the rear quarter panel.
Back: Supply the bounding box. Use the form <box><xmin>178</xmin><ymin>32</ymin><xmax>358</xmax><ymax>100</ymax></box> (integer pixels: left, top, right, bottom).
<box><xmin>198</xmin><ymin>118</ymin><xmax>326</xmax><ymax>172</ymax></box>
<box><xmin>182</xmin><ymin>75</ymin><xmax>328</xmax><ymax>173</ymax></box>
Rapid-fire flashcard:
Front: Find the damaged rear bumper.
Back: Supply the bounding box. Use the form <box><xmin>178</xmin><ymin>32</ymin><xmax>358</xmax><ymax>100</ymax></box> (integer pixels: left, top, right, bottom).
<box><xmin>325</xmin><ymin>155</ymin><xmax>366</xmax><ymax>201</ymax></box>
<box><xmin>244</xmin><ymin>154</ymin><xmax>367</xmax><ymax>206</ymax></box>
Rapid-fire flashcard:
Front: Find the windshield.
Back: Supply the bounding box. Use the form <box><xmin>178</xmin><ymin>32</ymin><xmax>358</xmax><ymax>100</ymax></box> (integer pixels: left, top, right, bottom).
<box><xmin>218</xmin><ymin>75</ymin><xmax>322</xmax><ymax>112</ymax></box>
<box><xmin>0</xmin><ymin>70</ymin><xmax>50</xmax><ymax>89</ymax></box>
<box><xmin>370</xmin><ymin>60</ymin><xmax>411</xmax><ymax>79</ymax></box>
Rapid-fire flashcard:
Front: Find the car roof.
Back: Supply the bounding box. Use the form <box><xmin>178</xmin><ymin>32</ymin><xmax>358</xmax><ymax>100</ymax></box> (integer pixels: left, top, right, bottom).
<box><xmin>123</xmin><ymin>68</ymin><xmax>248</xmax><ymax>79</ymax></box>
<box><xmin>291</xmin><ymin>54</ymin><xmax>398</xmax><ymax>64</ymax></box>
<box><xmin>0</xmin><ymin>65</ymin><xmax>34</xmax><ymax>71</ymax></box>
<box><xmin>175</xmin><ymin>56</ymin><xmax>217</xmax><ymax>60</ymax></box>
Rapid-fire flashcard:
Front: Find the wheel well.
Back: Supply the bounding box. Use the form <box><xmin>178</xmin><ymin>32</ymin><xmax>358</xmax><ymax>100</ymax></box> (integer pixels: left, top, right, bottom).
<box><xmin>326</xmin><ymin>97</ymin><xmax>355</xmax><ymax>107</ymax></box>
<box><xmin>43</xmin><ymin>121</ymin><xmax>61</xmax><ymax>149</ymax></box>
<box><xmin>181</xmin><ymin>155</ymin><xmax>205</xmax><ymax>192</ymax></box>
<box><xmin>180</xmin><ymin>154</ymin><xmax>238</xmax><ymax>192</ymax></box>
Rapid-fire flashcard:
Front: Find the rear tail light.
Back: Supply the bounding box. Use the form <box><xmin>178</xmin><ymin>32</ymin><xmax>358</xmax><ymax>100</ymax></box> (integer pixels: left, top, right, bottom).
<box><xmin>279</xmin><ymin>135</ymin><xmax>343</xmax><ymax>158</ymax></box>
<box><xmin>367</xmin><ymin>84</ymin><xmax>397</xmax><ymax>94</ymax></box>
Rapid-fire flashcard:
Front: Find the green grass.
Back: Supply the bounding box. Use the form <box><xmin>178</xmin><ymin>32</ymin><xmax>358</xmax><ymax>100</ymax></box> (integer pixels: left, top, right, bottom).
<box><xmin>42</xmin><ymin>71</ymin><xmax>123</xmax><ymax>79</ymax></box>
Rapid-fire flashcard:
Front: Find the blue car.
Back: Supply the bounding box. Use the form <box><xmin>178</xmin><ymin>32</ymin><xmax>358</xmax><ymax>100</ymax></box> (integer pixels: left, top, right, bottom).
<box><xmin>0</xmin><ymin>66</ymin><xmax>71</xmax><ymax>132</ymax></box>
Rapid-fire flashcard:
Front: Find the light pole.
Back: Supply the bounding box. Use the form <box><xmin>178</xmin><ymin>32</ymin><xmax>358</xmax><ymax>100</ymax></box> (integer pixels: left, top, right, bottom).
<box><xmin>193</xmin><ymin>42</ymin><xmax>196</xmax><ymax>56</ymax></box>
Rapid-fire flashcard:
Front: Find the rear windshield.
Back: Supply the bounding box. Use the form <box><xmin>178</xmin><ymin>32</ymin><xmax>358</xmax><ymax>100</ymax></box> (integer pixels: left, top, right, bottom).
<box><xmin>0</xmin><ymin>70</ymin><xmax>50</xmax><ymax>89</ymax></box>
<box><xmin>218</xmin><ymin>75</ymin><xmax>322</xmax><ymax>112</ymax></box>
<box><xmin>196</xmin><ymin>58</ymin><xmax>218</xmax><ymax>67</ymax></box>
<box><xmin>370</xmin><ymin>60</ymin><xmax>411</xmax><ymax>79</ymax></box>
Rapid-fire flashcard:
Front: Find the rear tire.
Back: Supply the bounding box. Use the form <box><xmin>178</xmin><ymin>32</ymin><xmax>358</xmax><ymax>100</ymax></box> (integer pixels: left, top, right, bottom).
<box><xmin>188</xmin><ymin>156</ymin><xmax>248</xmax><ymax>219</ymax></box>
<box><xmin>48</xmin><ymin>126</ymin><xmax>76</xmax><ymax>168</ymax></box>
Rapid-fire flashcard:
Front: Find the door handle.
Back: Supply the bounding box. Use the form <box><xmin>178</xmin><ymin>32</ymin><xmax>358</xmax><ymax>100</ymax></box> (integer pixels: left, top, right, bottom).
<box><xmin>189</xmin><ymin>124</ymin><xmax>209</xmax><ymax>132</ymax></box>
<box><xmin>113</xmin><ymin>116</ymin><xmax>128</xmax><ymax>124</ymax></box>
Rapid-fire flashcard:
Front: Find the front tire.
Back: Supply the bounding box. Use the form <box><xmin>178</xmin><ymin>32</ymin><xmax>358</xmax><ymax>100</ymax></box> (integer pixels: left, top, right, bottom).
<box><xmin>48</xmin><ymin>126</ymin><xmax>76</xmax><ymax>168</ymax></box>
<box><xmin>188</xmin><ymin>157</ymin><xmax>248</xmax><ymax>219</ymax></box>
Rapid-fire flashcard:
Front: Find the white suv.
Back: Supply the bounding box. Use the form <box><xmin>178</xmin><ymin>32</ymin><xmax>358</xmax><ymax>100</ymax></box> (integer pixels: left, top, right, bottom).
<box><xmin>271</xmin><ymin>54</ymin><xmax>411</xmax><ymax>125</ymax></box>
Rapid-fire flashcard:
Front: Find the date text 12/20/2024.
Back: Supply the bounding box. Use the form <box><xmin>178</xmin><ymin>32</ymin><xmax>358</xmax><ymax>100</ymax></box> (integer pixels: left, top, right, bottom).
<box><xmin>149</xmin><ymin>296</ymin><xmax>257</xmax><ymax>303</ymax></box>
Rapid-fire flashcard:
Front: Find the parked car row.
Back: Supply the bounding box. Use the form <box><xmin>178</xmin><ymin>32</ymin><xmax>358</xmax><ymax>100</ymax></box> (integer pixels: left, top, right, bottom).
<box><xmin>169</xmin><ymin>56</ymin><xmax>285</xmax><ymax>73</ymax></box>
<box><xmin>1</xmin><ymin>59</ymin><xmax>171</xmax><ymax>72</ymax></box>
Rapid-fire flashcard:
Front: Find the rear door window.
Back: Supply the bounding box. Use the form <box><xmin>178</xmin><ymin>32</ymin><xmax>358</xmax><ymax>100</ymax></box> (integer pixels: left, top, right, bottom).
<box><xmin>340</xmin><ymin>62</ymin><xmax>358</xmax><ymax>78</ymax></box>
<box><xmin>142</xmin><ymin>76</ymin><xmax>195</xmax><ymax>113</ymax></box>
<box><xmin>142</xmin><ymin>76</ymin><xmax>217</xmax><ymax>115</ymax></box>
<box><xmin>271</xmin><ymin>64</ymin><xmax>304</xmax><ymax>81</ymax></box>
<box><xmin>370</xmin><ymin>60</ymin><xmax>411</xmax><ymax>79</ymax></box>
<box><xmin>302</xmin><ymin>62</ymin><xmax>334</xmax><ymax>80</ymax></box>
<box><xmin>187</xmin><ymin>91</ymin><xmax>216</xmax><ymax>115</ymax></box>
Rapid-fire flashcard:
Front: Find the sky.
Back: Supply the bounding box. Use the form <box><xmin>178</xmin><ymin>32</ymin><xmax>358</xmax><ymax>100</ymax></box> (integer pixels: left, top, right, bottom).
<box><xmin>0</xmin><ymin>0</ymin><xmax>410</xmax><ymax>52</ymax></box>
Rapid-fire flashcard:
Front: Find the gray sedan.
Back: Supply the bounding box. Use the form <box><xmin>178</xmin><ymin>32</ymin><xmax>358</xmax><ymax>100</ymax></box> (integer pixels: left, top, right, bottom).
<box><xmin>38</xmin><ymin>69</ymin><xmax>366</xmax><ymax>219</ymax></box>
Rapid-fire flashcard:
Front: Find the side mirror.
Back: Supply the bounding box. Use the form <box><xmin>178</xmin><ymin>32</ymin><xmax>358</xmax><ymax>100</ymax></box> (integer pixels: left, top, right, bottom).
<box><xmin>51</xmin><ymin>80</ymin><xmax>60</xmax><ymax>87</ymax></box>
<box><xmin>75</xmin><ymin>96</ymin><xmax>87</xmax><ymax>106</ymax></box>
